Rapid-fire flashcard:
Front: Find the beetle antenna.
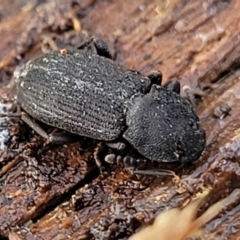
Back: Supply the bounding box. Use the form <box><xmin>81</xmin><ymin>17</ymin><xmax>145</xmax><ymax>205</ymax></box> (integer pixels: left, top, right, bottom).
<box><xmin>133</xmin><ymin>169</ymin><xmax>176</xmax><ymax>177</ymax></box>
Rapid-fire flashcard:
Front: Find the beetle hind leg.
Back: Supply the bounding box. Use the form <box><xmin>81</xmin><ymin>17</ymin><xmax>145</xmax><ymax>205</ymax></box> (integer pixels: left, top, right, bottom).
<box><xmin>21</xmin><ymin>112</ymin><xmax>81</xmax><ymax>144</ymax></box>
<box><xmin>93</xmin><ymin>142</ymin><xmax>106</xmax><ymax>174</ymax></box>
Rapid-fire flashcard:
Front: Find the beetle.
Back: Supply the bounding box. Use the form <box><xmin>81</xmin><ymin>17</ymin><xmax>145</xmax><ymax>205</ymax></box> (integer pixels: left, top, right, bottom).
<box><xmin>15</xmin><ymin>38</ymin><xmax>205</xmax><ymax>167</ymax></box>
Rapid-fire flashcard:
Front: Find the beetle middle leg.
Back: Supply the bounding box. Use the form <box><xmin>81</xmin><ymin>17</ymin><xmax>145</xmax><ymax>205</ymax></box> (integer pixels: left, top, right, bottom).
<box><xmin>164</xmin><ymin>78</ymin><xmax>180</xmax><ymax>94</ymax></box>
<box><xmin>78</xmin><ymin>38</ymin><xmax>113</xmax><ymax>59</ymax></box>
<box><xmin>21</xmin><ymin>112</ymin><xmax>80</xmax><ymax>144</ymax></box>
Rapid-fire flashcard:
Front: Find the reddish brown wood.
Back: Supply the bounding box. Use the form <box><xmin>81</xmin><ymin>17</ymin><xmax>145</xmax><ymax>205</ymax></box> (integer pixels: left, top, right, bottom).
<box><xmin>0</xmin><ymin>0</ymin><xmax>240</xmax><ymax>239</ymax></box>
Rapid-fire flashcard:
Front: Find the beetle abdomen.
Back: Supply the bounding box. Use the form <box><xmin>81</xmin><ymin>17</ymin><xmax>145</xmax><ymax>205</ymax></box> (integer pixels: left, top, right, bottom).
<box><xmin>16</xmin><ymin>49</ymin><xmax>151</xmax><ymax>140</ymax></box>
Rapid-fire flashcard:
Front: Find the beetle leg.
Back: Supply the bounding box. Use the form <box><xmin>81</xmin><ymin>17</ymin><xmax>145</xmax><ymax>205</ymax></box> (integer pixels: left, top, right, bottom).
<box><xmin>9</xmin><ymin>103</ymin><xmax>21</xmax><ymax>116</ymax></box>
<box><xmin>182</xmin><ymin>85</ymin><xmax>197</xmax><ymax>110</ymax></box>
<box><xmin>77</xmin><ymin>38</ymin><xmax>94</xmax><ymax>50</ymax></box>
<box><xmin>77</xmin><ymin>38</ymin><xmax>113</xmax><ymax>59</ymax></box>
<box><xmin>93</xmin><ymin>142</ymin><xmax>106</xmax><ymax>173</ymax></box>
<box><xmin>104</xmin><ymin>141</ymin><xmax>139</xmax><ymax>168</ymax></box>
<box><xmin>121</xmin><ymin>148</ymin><xmax>146</xmax><ymax>169</ymax></box>
<box><xmin>147</xmin><ymin>71</ymin><xmax>162</xmax><ymax>86</ymax></box>
<box><xmin>92</xmin><ymin>38</ymin><xmax>113</xmax><ymax>59</ymax></box>
<box><xmin>21</xmin><ymin>112</ymin><xmax>80</xmax><ymax>144</ymax></box>
<box><xmin>21</xmin><ymin>112</ymin><xmax>49</xmax><ymax>139</ymax></box>
<box><xmin>164</xmin><ymin>78</ymin><xmax>180</xmax><ymax>94</ymax></box>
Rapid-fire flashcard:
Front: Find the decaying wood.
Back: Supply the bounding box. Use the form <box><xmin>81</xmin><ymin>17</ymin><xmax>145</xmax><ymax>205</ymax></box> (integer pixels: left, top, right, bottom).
<box><xmin>0</xmin><ymin>0</ymin><xmax>240</xmax><ymax>239</ymax></box>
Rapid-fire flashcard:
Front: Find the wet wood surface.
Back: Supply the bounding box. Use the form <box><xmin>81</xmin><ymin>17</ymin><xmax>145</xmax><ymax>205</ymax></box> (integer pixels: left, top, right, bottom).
<box><xmin>0</xmin><ymin>0</ymin><xmax>240</xmax><ymax>239</ymax></box>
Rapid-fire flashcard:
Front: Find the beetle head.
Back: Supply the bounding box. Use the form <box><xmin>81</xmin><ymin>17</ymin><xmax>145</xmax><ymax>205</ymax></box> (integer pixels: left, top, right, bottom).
<box><xmin>123</xmin><ymin>84</ymin><xmax>205</xmax><ymax>163</ymax></box>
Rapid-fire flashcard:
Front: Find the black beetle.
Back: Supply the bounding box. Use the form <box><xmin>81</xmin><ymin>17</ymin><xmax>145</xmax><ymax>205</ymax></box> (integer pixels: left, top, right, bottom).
<box><xmin>15</xmin><ymin>38</ymin><xmax>205</xmax><ymax>166</ymax></box>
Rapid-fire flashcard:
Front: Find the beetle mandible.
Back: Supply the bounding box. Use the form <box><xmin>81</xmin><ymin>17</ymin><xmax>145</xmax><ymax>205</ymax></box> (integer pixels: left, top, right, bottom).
<box><xmin>15</xmin><ymin>38</ymin><xmax>206</xmax><ymax>166</ymax></box>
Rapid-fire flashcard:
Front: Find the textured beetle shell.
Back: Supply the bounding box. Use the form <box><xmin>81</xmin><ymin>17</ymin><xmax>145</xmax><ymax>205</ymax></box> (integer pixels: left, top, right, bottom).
<box><xmin>123</xmin><ymin>85</ymin><xmax>206</xmax><ymax>163</ymax></box>
<box><xmin>16</xmin><ymin>49</ymin><xmax>151</xmax><ymax>140</ymax></box>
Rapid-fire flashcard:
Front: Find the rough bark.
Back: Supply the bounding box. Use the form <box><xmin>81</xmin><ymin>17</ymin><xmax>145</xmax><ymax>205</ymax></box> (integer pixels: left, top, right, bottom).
<box><xmin>0</xmin><ymin>0</ymin><xmax>240</xmax><ymax>239</ymax></box>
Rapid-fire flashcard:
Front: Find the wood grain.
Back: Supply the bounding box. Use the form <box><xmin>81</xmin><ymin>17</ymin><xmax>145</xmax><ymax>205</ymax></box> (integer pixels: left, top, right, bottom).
<box><xmin>0</xmin><ymin>0</ymin><xmax>240</xmax><ymax>239</ymax></box>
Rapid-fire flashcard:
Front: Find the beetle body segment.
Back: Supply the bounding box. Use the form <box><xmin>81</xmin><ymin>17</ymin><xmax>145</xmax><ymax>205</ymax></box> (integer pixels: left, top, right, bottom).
<box><xmin>123</xmin><ymin>85</ymin><xmax>205</xmax><ymax>163</ymax></box>
<box><xmin>17</xmin><ymin>49</ymin><xmax>151</xmax><ymax>141</ymax></box>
